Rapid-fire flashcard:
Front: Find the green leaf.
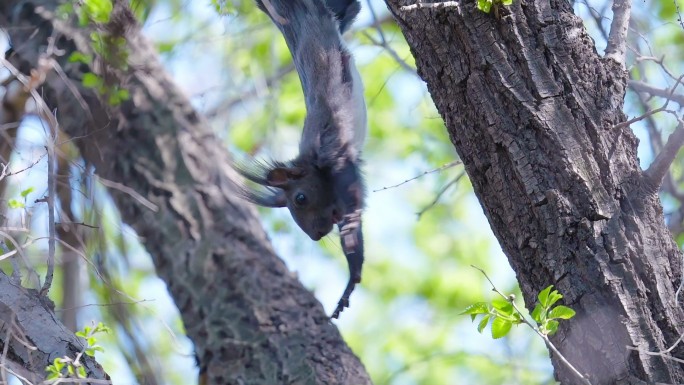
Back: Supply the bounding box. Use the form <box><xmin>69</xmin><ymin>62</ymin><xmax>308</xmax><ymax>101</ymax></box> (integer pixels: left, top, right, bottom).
<box><xmin>460</xmin><ymin>302</ymin><xmax>489</xmax><ymax>316</ymax></box>
<box><xmin>8</xmin><ymin>199</ymin><xmax>24</xmax><ymax>209</ymax></box>
<box><xmin>548</xmin><ymin>305</ymin><xmax>576</xmax><ymax>320</ymax></box>
<box><xmin>47</xmin><ymin>372</ymin><xmax>60</xmax><ymax>380</ymax></box>
<box><xmin>531</xmin><ymin>303</ymin><xmax>544</xmax><ymax>324</ymax></box>
<box><xmin>537</xmin><ymin>285</ymin><xmax>553</xmax><ymax>307</ymax></box>
<box><xmin>53</xmin><ymin>358</ymin><xmax>64</xmax><ymax>372</ymax></box>
<box><xmin>95</xmin><ymin>322</ymin><xmax>111</xmax><ymax>334</ymax></box>
<box><xmin>77</xmin><ymin>366</ymin><xmax>87</xmax><ymax>378</ymax></box>
<box><xmin>46</xmin><ymin>365</ymin><xmax>59</xmax><ymax>375</ymax></box>
<box><xmin>512</xmin><ymin>312</ymin><xmax>524</xmax><ymax>324</ymax></box>
<box><xmin>501</xmin><ymin>0</ymin><xmax>513</xmax><ymax>5</ymax></box>
<box><xmin>116</xmin><ymin>88</ymin><xmax>129</xmax><ymax>101</ymax></box>
<box><xmin>547</xmin><ymin>290</ymin><xmax>563</xmax><ymax>308</ymax></box>
<box><xmin>67</xmin><ymin>364</ymin><xmax>75</xmax><ymax>375</ymax></box>
<box><xmin>108</xmin><ymin>88</ymin><xmax>130</xmax><ymax>106</ymax></box>
<box><xmin>83</xmin><ymin>0</ymin><xmax>113</xmax><ymax>23</ymax></box>
<box><xmin>546</xmin><ymin>319</ymin><xmax>560</xmax><ymax>335</ymax></box>
<box><xmin>477</xmin><ymin>314</ymin><xmax>490</xmax><ymax>333</ymax></box>
<box><xmin>78</xmin><ymin>9</ymin><xmax>89</xmax><ymax>27</ymax></box>
<box><xmin>20</xmin><ymin>187</ymin><xmax>34</xmax><ymax>198</ymax></box>
<box><xmin>477</xmin><ymin>0</ymin><xmax>492</xmax><ymax>12</ymax></box>
<box><xmin>68</xmin><ymin>52</ymin><xmax>93</xmax><ymax>65</ymax></box>
<box><xmin>491</xmin><ymin>316</ymin><xmax>512</xmax><ymax>339</ymax></box>
<box><xmin>75</xmin><ymin>331</ymin><xmax>86</xmax><ymax>338</ymax></box>
<box><xmin>87</xmin><ymin>336</ymin><xmax>96</xmax><ymax>346</ymax></box>
<box><xmin>491</xmin><ymin>298</ymin><xmax>513</xmax><ymax>315</ymax></box>
<box><xmin>85</xmin><ymin>348</ymin><xmax>96</xmax><ymax>357</ymax></box>
<box><xmin>82</xmin><ymin>73</ymin><xmax>103</xmax><ymax>89</ymax></box>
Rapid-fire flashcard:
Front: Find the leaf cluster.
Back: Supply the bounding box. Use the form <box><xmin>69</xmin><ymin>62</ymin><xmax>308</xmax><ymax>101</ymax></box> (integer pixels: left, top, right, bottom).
<box><xmin>57</xmin><ymin>0</ymin><xmax>131</xmax><ymax>105</ymax></box>
<box><xmin>531</xmin><ymin>285</ymin><xmax>576</xmax><ymax>335</ymax></box>
<box><xmin>45</xmin><ymin>322</ymin><xmax>111</xmax><ymax>381</ymax></box>
<box><xmin>460</xmin><ymin>297</ymin><xmax>523</xmax><ymax>339</ymax></box>
<box><xmin>461</xmin><ymin>285</ymin><xmax>575</xmax><ymax>339</ymax></box>
<box><xmin>477</xmin><ymin>0</ymin><xmax>513</xmax><ymax>13</ymax></box>
<box><xmin>7</xmin><ymin>187</ymin><xmax>34</xmax><ymax>209</ymax></box>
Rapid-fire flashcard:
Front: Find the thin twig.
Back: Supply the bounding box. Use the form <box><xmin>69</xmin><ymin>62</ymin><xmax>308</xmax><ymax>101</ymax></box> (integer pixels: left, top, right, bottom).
<box><xmin>0</xmin><ymin>153</ymin><xmax>48</xmax><ymax>179</ymax></box>
<box><xmin>577</xmin><ymin>0</ymin><xmax>610</xmax><ymax>42</ymax></box>
<box><xmin>674</xmin><ymin>0</ymin><xmax>684</xmax><ymax>32</ymax></box>
<box><xmin>96</xmin><ymin>176</ymin><xmax>159</xmax><ymax>212</ymax></box>
<box><xmin>400</xmin><ymin>1</ymin><xmax>461</xmax><ymax>11</ymax></box>
<box><xmin>0</xmin><ymin>236</ymin><xmax>40</xmax><ymax>261</ymax></box>
<box><xmin>627</xmin><ymin>328</ymin><xmax>684</xmax><ymax>364</ymax></box>
<box><xmin>1</xmin><ymin>45</ymin><xmax>61</xmax><ymax>295</ymax></box>
<box><xmin>416</xmin><ymin>171</ymin><xmax>465</xmax><ymax>219</ymax></box>
<box><xmin>373</xmin><ymin>160</ymin><xmax>461</xmax><ymax>192</ymax></box>
<box><xmin>636</xmin><ymin>56</ymin><xmax>681</xmax><ymax>83</ymax></box>
<box><xmin>203</xmin><ymin>64</ymin><xmax>296</xmax><ymax>120</ymax></box>
<box><xmin>0</xmin><ymin>163</ymin><xmax>8</xmax><ymax>181</ymax></box>
<box><xmin>0</xmin><ymin>365</ymin><xmax>33</xmax><ymax>385</ymax></box>
<box><xmin>471</xmin><ymin>266</ymin><xmax>592</xmax><ymax>385</ymax></box>
<box><xmin>50</xmin><ymin>58</ymin><xmax>95</xmax><ymax>124</ymax></box>
<box><xmin>55</xmin><ymin>299</ymin><xmax>154</xmax><ymax>312</ymax></box>
<box><xmin>0</xmin><ymin>57</ymin><xmax>59</xmax><ymax>130</ymax></box>
<box><xmin>363</xmin><ymin>0</ymin><xmax>417</xmax><ymax>75</ymax></box>
<box><xmin>614</xmin><ymin>74</ymin><xmax>684</xmax><ymax>130</ymax></box>
<box><xmin>361</xmin><ymin>31</ymin><xmax>417</xmax><ymax>74</ymax></box>
<box><xmin>41</xmin><ymin>142</ymin><xmax>57</xmax><ymax>295</ymax></box>
<box><xmin>45</xmin><ymin>377</ymin><xmax>113</xmax><ymax>384</ymax></box>
<box><xmin>0</xmin><ymin>227</ymin><xmax>30</xmax><ymax>233</ymax></box>
<box><xmin>0</xmin><ymin>230</ymin><xmax>33</xmax><ymax>273</ymax></box>
<box><xmin>55</xmin><ymin>221</ymin><xmax>100</xmax><ymax>229</ymax></box>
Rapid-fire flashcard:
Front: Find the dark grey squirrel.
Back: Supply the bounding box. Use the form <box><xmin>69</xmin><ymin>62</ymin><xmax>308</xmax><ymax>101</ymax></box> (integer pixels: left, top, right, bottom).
<box><xmin>236</xmin><ymin>0</ymin><xmax>367</xmax><ymax>319</ymax></box>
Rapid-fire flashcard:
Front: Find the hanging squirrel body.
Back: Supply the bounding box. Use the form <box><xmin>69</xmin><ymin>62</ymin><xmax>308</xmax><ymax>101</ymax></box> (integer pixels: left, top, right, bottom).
<box><xmin>237</xmin><ymin>0</ymin><xmax>366</xmax><ymax>318</ymax></box>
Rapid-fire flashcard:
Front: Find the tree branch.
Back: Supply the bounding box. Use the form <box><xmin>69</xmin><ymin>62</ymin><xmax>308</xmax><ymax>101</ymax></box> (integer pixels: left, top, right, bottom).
<box><xmin>614</xmin><ymin>73</ymin><xmax>684</xmax><ymax>130</ymax></box>
<box><xmin>604</xmin><ymin>0</ymin><xmax>632</xmax><ymax>66</ymax></box>
<box><xmin>629</xmin><ymin>80</ymin><xmax>684</xmax><ymax>106</ymax></box>
<box><xmin>644</xmin><ymin>120</ymin><xmax>684</xmax><ymax>188</ymax></box>
<box><xmin>363</xmin><ymin>0</ymin><xmax>417</xmax><ymax>75</ymax></box>
<box><xmin>0</xmin><ymin>270</ymin><xmax>108</xmax><ymax>382</ymax></box>
<box><xmin>400</xmin><ymin>1</ymin><xmax>461</xmax><ymax>11</ymax></box>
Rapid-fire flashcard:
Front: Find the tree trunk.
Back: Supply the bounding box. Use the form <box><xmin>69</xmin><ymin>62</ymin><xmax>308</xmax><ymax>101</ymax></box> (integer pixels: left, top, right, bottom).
<box><xmin>0</xmin><ymin>1</ymin><xmax>371</xmax><ymax>384</ymax></box>
<box><xmin>385</xmin><ymin>0</ymin><xmax>684</xmax><ymax>384</ymax></box>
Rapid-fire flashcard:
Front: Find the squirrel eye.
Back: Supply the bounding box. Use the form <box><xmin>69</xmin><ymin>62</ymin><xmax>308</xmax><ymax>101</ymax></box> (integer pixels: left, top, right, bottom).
<box><xmin>294</xmin><ymin>193</ymin><xmax>307</xmax><ymax>207</ymax></box>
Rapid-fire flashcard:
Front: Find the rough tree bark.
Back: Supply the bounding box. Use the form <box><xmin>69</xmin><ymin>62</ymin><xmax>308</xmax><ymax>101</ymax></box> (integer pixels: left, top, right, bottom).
<box><xmin>1</xmin><ymin>1</ymin><xmax>371</xmax><ymax>384</ymax></box>
<box><xmin>0</xmin><ymin>271</ymin><xmax>108</xmax><ymax>383</ymax></box>
<box><xmin>385</xmin><ymin>0</ymin><xmax>684</xmax><ymax>384</ymax></box>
